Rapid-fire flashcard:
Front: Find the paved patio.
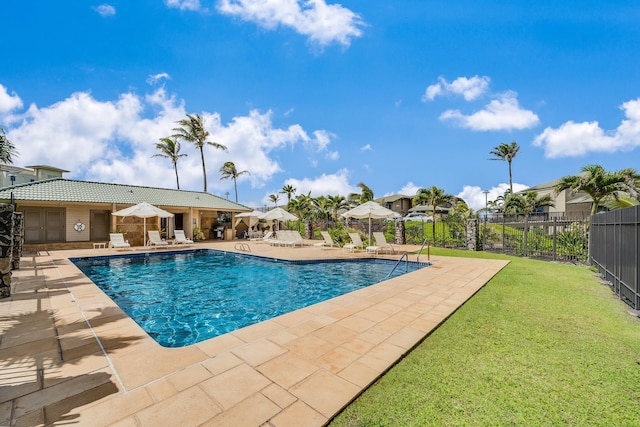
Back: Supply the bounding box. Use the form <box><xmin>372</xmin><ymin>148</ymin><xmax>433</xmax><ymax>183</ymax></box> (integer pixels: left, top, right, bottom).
<box><xmin>1</xmin><ymin>241</ymin><xmax>508</xmax><ymax>426</ymax></box>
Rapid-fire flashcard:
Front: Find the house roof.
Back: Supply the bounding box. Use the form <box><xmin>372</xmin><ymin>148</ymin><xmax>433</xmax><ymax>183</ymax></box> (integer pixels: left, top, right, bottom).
<box><xmin>0</xmin><ymin>178</ymin><xmax>251</xmax><ymax>211</ymax></box>
<box><xmin>375</xmin><ymin>194</ymin><xmax>412</xmax><ymax>203</ymax></box>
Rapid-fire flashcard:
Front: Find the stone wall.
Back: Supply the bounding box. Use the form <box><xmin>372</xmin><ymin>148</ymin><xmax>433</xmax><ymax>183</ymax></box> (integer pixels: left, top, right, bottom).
<box><xmin>12</xmin><ymin>212</ymin><xmax>23</xmax><ymax>270</ymax></box>
<box><xmin>0</xmin><ymin>204</ymin><xmax>14</xmax><ymax>298</ymax></box>
<box><xmin>394</xmin><ymin>220</ymin><xmax>406</xmax><ymax>245</ymax></box>
<box><xmin>466</xmin><ymin>219</ymin><xmax>480</xmax><ymax>251</ymax></box>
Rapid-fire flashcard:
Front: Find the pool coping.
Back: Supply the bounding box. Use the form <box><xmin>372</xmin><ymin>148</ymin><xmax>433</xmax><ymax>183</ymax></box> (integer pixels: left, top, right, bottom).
<box><xmin>1</xmin><ymin>241</ymin><xmax>509</xmax><ymax>426</ymax></box>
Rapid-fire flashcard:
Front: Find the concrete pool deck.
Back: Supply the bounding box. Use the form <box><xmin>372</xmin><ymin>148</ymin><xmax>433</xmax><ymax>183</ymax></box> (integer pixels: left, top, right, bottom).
<box><xmin>1</xmin><ymin>241</ymin><xmax>509</xmax><ymax>426</ymax></box>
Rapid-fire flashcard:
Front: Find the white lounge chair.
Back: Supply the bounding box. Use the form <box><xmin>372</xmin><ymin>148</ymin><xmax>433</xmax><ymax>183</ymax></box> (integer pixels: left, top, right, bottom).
<box><xmin>373</xmin><ymin>232</ymin><xmax>395</xmax><ymax>254</ymax></box>
<box><xmin>173</xmin><ymin>230</ymin><xmax>194</xmax><ymax>244</ymax></box>
<box><xmin>109</xmin><ymin>233</ymin><xmax>130</xmax><ymax>248</ymax></box>
<box><xmin>314</xmin><ymin>231</ymin><xmax>338</xmax><ymax>249</ymax></box>
<box><xmin>147</xmin><ymin>230</ymin><xmax>168</xmax><ymax>247</ymax></box>
<box><xmin>344</xmin><ymin>232</ymin><xmax>379</xmax><ymax>254</ymax></box>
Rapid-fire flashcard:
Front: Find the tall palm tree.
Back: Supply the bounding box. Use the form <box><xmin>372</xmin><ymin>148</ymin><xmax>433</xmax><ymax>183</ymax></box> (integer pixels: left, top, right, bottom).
<box><xmin>280</xmin><ymin>184</ymin><xmax>296</xmax><ymax>204</ymax></box>
<box><xmin>172</xmin><ymin>113</ymin><xmax>227</xmax><ymax>192</ymax></box>
<box><xmin>489</xmin><ymin>141</ymin><xmax>520</xmax><ymax>193</ymax></box>
<box><xmin>327</xmin><ymin>195</ymin><xmax>348</xmax><ymax>221</ymax></box>
<box><xmin>412</xmin><ymin>185</ymin><xmax>455</xmax><ymax>236</ymax></box>
<box><xmin>348</xmin><ymin>182</ymin><xmax>374</xmax><ymax>206</ymax></box>
<box><xmin>219</xmin><ymin>161</ymin><xmax>250</xmax><ymax>203</ymax></box>
<box><xmin>153</xmin><ymin>136</ymin><xmax>187</xmax><ymax>189</ymax></box>
<box><xmin>555</xmin><ymin>164</ymin><xmax>640</xmax><ymax>215</ymax></box>
<box><xmin>268</xmin><ymin>193</ymin><xmax>280</xmax><ymax>208</ymax></box>
<box><xmin>503</xmin><ymin>191</ymin><xmax>554</xmax><ymax>216</ymax></box>
<box><xmin>0</xmin><ymin>125</ymin><xmax>18</xmax><ymax>164</ymax></box>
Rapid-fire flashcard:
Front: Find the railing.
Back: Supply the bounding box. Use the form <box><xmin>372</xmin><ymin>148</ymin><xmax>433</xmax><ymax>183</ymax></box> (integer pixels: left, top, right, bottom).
<box><xmin>417</xmin><ymin>238</ymin><xmax>429</xmax><ymax>263</ymax></box>
<box><xmin>234</xmin><ymin>242</ymin><xmax>251</xmax><ymax>253</ymax></box>
<box><xmin>386</xmin><ymin>252</ymin><xmax>409</xmax><ymax>279</ymax></box>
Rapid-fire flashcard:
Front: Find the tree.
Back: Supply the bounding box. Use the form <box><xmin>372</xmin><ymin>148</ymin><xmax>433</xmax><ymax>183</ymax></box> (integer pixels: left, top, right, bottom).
<box><xmin>268</xmin><ymin>193</ymin><xmax>280</xmax><ymax>208</ymax></box>
<box><xmin>348</xmin><ymin>182</ymin><xmax>374</xmax><ymax>206</ymax></box>
<box><xmin>489</xmin><ymin>141</ymin><xmax>520</xmax><ymax>193</ymax></box>
<box><xmin>0</xmin><ymin>125</ymin><xmax>18</xmax><ymax>164</ymax></box>
<box><xmin>280</xmin><ymin>184</ymin><xmax>296</xmax><ymax>204</ymax></box>
<box><xmin>219</xmin><ymin>161</ymin><xmax>250</xmax><ymax>203</ymax></box>
<box><xmin>327</xmin><ymin>195</ymin><xmax>348</xmax><ymax>222</ymax></box>
<box><xmin>504</xmin><ymin>191</ymin><xmax>554</xmax><ymax>216</ymax></box>
<box><xmin>555</xmin><ymin>165</ymin><xmax>640</xmax><ymax>215</ymax></box>
<box><xmin>153</xmin><ymin>136</ymin><xmax>186</xmax><ymax>189</ymax></box>
<box><xmin>412</xmin><ymin>186</ymin><xmax>455</xmax><ymax>237</ymax></box>
<box><xmin>173</xmin><ymin>114</ymin><xmax>227</xmax><ymax>192</ymax></box>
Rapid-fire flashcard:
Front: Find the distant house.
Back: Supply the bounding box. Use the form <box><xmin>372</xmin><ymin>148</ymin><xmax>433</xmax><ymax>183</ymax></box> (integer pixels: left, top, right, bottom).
<box><xmin>519</xmin><ymin>176</ymin><xmax>594</xmax><ymax>220</ymax></box>
<box><xmin>0</xmin><ymin>164</ymin><xmax>69</xmax><ymax>187</ymax></box>
<box><xmin>376</xmin><ymin>194</ymin><xmax>413</xmax><ymax>216</ymax></box>
<box><xmin>0</xmin><ymin>178</ymin><xmax>250</xmax><ymax>247</ymax></box>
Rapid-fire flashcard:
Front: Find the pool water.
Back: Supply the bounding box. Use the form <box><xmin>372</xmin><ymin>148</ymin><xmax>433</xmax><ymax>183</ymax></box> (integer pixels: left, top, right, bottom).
<box><xmin>72</xmin><ymin>250</ymin><xmax>428</xmax><ymax>347</ymax></box>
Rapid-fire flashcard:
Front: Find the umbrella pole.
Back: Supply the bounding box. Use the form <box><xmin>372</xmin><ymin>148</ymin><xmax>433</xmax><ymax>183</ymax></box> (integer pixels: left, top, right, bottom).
<box><xmin>143</xmin><ymin>218</ymin><xmax>146</xmax><ymax>246</ymax></box>
<box><xmin>369</xmin><ymin>216</ymin><xmax>372</xmax><ymax>246</ymax></box>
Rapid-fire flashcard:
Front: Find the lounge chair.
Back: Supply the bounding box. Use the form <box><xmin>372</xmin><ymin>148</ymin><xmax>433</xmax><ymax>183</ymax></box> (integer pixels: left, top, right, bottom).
<box><xmin>344</xmin><ymin>232</ymin><xmax>379</xmax><ymax>254</ymax></box>
<box><xmin>373</xmin><ymin>232</ymin><xmax>395</xmax><ymax>254</ymax></box>
<box><xmin>109</xmin><ymin>233</ymin><xmax>130</xmax><ymax>249</ymax></box>
<box><xmin>314</xmin><ymin>231</ymin><xmax>338</xmax><ymax>249</ymax></box>
<box><xmin>147</xmin><ymin>230</ymin><xmax>168</xmax><ymax>247</ymax></box>
<box><xmin>270</xmin><ymin>230</ymin><xmax>303</xmax><ymax>247</ymax></box>
<box><xmin>173</xmin><ymin>230</ymin><xmax>194</xmax><ymax>244</ymax></box>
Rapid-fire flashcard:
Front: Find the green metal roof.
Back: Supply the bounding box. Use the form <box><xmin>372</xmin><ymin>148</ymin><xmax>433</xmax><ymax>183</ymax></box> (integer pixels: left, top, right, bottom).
<box><xmin>0</xmin><ymin>178</ymin><xmax>251</xmax><ymax>211</ymax></box>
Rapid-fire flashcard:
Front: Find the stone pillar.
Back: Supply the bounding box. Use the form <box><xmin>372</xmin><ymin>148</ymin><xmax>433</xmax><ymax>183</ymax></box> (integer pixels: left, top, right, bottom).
<box><xmin>304</xmin><ymin>220</ymin><xmax>313</xmax><ymax>239</ymax></box>
<box><xmin>394</xmin><ymin>219</ymin><xmax>406</xmax><ymax>245</ymax></box>
<box><xmin>466</xmin><ymin>219</ymin><xmax>480</xmax><ymax>251</ymax></box>
<box><xmin>12</xmin><ymin>212</ymin><xmax>23</xmax><ymax>270</ymax></box>
<box><xmin>0</xmin><ymin>204</ymin><xmax>15</xmax><ymax>299</ymax></box>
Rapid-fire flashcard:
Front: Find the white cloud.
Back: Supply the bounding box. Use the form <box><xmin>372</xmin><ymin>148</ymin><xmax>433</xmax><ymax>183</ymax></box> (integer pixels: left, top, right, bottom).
<box><xmin>533</xmin><ymin>97</ymin><xmax>640</xmax><ymax>158</ymax></box>
<box><xmin>165</xmin><ymin>0</ymin><xmax>202</xmax><ymax>11</ymax></box>
<box><xmin>0</xmin><ymin>84</ymin><xmax>23</xmax><ymax>114</ymax></box>
<box><xmin>281</xmin><ymin>169</ymin><xmax>357</xmax><ymax>198</ymax></box>
<box><xmin>325</xmin><ymin>151</ymin><xmax>339</xmax><ymax>160</ymax></box>
<box><xmin>423</xmin><ymin>76</ymin><xmax>490</xmax><ymax>102</ymax></box>
<box><xmin>440</xmin><ymin>91</ymin><xmax>540</xmax><ymax>131</ymax></box>
<box><xmin>94</xmin><ymin>4</ymin><xmax>116</xmax><ymax>17</ymax></box>
<box><xmin>397</xmin><ymin>182</ymin><xmax>420</xmax><ymax>197</ymax></box>
<box><xmin>217</xmin><ymin>0</ymin><xmax>365</xmax><ymax>48</ymax></box>
<box><xmin>4</xmin><ymin>86</ymin><xmax>332</xmax><ymax>193</ymax></box>
<box><xmin>360</xmin><ymin>144</ymin><xmax>372</xmax><ymax>151</ymax></box>
<box><xmin>146</xmin><ymin>73</ymin><xmax>171</xmax><ymax>85</ymax></box>
<box><xmin>457</xmin><ymin>183</ymin><xmax>529</xmax><ymax>211</ymax></box>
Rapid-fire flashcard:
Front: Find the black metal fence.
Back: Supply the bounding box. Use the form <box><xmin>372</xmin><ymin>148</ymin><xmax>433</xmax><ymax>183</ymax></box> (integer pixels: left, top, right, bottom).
<box><xmin>482</xmin><ymin>214</ymin><xmax>589</xmax><ymax>263</ymax></box>
<box><xmin>590</xmin><ymin>205</ymin><xmax>640</xmax><ymax>310</ymax></box>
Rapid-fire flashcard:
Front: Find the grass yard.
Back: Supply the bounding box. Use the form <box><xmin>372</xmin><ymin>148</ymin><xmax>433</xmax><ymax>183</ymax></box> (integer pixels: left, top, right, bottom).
<box><xmin>330</xmin><ymin>249</ymin><xmax>640</xmax><ymax>426</ymax></box>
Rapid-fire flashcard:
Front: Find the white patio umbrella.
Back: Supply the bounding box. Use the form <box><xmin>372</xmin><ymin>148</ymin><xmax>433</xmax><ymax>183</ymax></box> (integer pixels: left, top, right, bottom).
<box><xmin>341</xmin><ymin>201</ymin><xmax>399</xmax><ymax>245</ymax></box>
<box><xmin>261</xmin><ymin>207</ymin><xmax>298</xmax><ymax>231</ymax></box>
<box><xmin>112</xmin><ymin>202</ymin><xmax>174</xmax><ymax>246</ymax></box>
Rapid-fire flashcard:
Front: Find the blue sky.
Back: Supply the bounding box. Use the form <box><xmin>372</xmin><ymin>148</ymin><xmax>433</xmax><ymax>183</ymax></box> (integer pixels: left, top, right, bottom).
<box><xmin>2</xmin><ymin>1</ymin><xmax>640</xmax><ymax>210</ymax></box>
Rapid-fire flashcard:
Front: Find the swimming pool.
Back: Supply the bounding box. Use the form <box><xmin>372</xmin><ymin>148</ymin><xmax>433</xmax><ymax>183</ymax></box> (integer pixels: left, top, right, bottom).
<box><xmin>71</xmin><ymin>250</ymin><xmax>428</xmax><ymax>347</ymax></box>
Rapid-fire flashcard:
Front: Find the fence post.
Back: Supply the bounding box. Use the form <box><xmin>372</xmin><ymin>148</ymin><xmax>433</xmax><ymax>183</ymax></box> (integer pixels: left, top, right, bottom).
<box><xmin>552</xmin><ymin>217</ymin><xmax>557</xmax><ymax>262</ymax></box>
<box><xmin>523</xmin><ymin>216</ymin><xmax>529</xmax><ymax>257</ymax></box>
<box><xmin>466</xmin><ymin>219</ymin><xmax>480</xmax><ymax>251</ymax></box>
<box><xmin>0</xmin><ymin>203</ymin><xmax>15</xmax><ymax>299</ymax></box>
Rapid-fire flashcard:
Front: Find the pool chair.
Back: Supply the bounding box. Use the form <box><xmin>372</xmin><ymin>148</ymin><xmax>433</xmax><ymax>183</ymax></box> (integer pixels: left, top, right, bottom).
<box><xmin>373</xmin><ymin>232</ymin><xmax>395</xmax><ymax>254</ymax></box>
<box><xmin>286</xmin><ymin>230</ymin><xmax>306</xmax><ymax>247</ymax></box>
<box><xmin>344</xmin><ymin>232</ymin><xmax>379</xmax><ymax>254</ymax></box>
<box><xmin>314</xmin><ymin>231</ymin><xmax>338</xmax><ymax>249</ymax></box>
<box><xmin>109</xmin><ymin>233</ymin><xmax>130</xmax><ymax>249</ymax></box>
<box><xmin>254</xmin><ymin>230</ymin><xmax>274</xmax><ymax>243</ymax></box>
<box><xmin>147</xmin><ymin>230</ymin><xmax>169</xmax><ymax>247</ymax></box>
<box><xmin>173</xmin><ymin>230</ymin><xmax>194</xmax><ymax>244</ymax></box>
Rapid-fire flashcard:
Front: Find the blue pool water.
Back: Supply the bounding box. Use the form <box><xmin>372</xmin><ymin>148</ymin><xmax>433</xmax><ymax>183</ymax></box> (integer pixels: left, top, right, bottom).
<box><xmin>71</xmin><ymin>250</ymin><xmax>428</xmax><ymax>347</ymax></box>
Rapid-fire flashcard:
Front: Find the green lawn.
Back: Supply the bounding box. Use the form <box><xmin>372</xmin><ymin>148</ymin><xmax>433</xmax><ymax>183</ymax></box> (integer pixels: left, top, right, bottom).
<box><xmin>330</xmin><ymin>249</ymin><xmax>640</xmax><ymax>426</ymax></box>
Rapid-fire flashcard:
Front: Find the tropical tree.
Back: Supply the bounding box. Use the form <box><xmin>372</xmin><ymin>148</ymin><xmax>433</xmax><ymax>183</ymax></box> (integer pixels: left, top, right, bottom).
<box><xmin>555</xmin><ymin>165</ymin><xmax>640</xmax><ymax>215</ymax></box>
<box><xmin>173</xmin><ymin>113</ymin><xmax>227</xmax><ymax>192</ymax></box>
<box><xmin>489</xmin><ymin>141</ymin><xmax>520</xmax><ymax>193</ymax></box>
<box><xmin>153</xmin><ymin>136</ymin><xmax>186</xmax><ymax>189</ymax></box>
<box><xmin>268</xmin><ymin>193</ymin><xmax>280</xmax><ymax>208</ymax></box>
<box><xmin>280</xmin><ymin>184</ymin><xmax>296</xmax><ymax>204</ymax></box>
<box><xmin>219</xmin><ymin>161</ymin><xmax>250</xmax><ymax>203</ymax></box>
<box><xmin>327</xmin><ymin>195</ymin><xmax>349</xmax><ymax>221</ymax></box>
<box><xmin>348</xmin><ymin>182</ymin><xmax>374</xmax><ymax>206</ymax></box>
<box><xmin>503</xmin><ymin>191</ymin><xmax>555</xmax><ymax>216</ymax></box>
<box><xmin>0</xmin><ymin>125</ymin><xmax>18</xmax><ymax>164</ymax></box>
<box><xmin>312</xmin><ymin>195</ymin><xmax>333</xmax><ymax>227</ymax></box>
<box><xmin>412</xmin><ymin>186</ymin><xmax>455</xmax><ymax>236</ymax></box>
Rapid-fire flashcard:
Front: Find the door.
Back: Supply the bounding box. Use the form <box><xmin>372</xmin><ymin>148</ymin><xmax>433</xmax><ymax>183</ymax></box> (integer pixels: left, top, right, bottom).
<box><xmin>90</xmin><ymin>210</ymin><xmax>110</xmax><ymax>241</ymax></box>
<box><xmin>23</xmin><ymin>208</ymin><xmax>66</xmax><ymax>243</ymax></box>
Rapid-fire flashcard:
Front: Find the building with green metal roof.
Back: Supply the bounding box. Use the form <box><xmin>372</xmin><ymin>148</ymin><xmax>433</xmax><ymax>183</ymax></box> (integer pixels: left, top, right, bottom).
<box><xmin>0</xmin><ymin>178</ymin><xmax>251</xmax><ymax>247</ymax></box>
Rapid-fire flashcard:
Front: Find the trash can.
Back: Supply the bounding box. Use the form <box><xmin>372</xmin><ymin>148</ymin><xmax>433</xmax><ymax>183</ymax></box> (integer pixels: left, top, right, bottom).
<box><xmin>224</xmin><ymin>229</ymin><xmax>234</xmax><ymax>240</ymax></box>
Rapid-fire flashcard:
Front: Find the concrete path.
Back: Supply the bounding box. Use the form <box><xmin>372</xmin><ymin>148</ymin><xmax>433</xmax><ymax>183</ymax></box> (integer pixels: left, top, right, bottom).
<box><xmin>1</xmin><ymin>241</ymin><xmax>508</xmax><ymax>426</ymax></box>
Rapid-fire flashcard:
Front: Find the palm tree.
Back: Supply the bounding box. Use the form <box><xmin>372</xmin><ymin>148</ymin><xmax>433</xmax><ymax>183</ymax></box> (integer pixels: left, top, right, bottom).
<box><xmin>412</xmin><ymin>186</ymin><xmax>455</xmax><ymax>236</ymax></box>
<box><xmin>348</xmin><ymin>182</ymin><xmax>374</xmax><ymax>206</ymax></box>
<box><xmin>0</xmin><ymin>125</ymin><xmax>18</xmax><ymax>164</ymax></box>
<box><xmin>280</xmin><ymin>184</ymin><xmax>296</xmax><ymax>204</ymax></box>
<box><xmin>153</xmin><ymin>136</ymin><xmax>187</xmax><ymax>189</ymax></box>
<box><xmin>555</xmin><ymin>164</ymin><xmax>640</xmax><ymax>215</ymax></box>
<box><xmin>489</xmin><ymin>141</ymin><xmax>520</xmax><ymax>193</ymax></box>
<box><xmin>268</xmin><ymin>193</ymin><xmax>280</xmax><ymax>208</ymax></box>
<box><xmin>173</xmin><ymin>113</ymin><xmax>227</xmax><ymax>192</ymax></box>
<box><xmin>219</xmin><ymin>161</ymin><xmax>250</xmax><ymax>203</ymax></box>
<box><xmin>327</xmin><ymin>195</ymin><xmax>349</xmax><ymax>222</ymax></box>
<box><xmin>504</xmin><ymin>191</ymin><xmax>555</xmax><ymax>216</ymax></box>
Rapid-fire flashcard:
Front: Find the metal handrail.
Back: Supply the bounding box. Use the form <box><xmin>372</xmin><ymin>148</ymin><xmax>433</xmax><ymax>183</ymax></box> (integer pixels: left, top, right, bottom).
<box><xmin>386</xmin><ymin>252</ymin><xmax>409</xmax><ymax>279</ymax></box>
<box><xmin>417</xmin><ymin>238</ymin><xmax>429</xmax><ymax>263</ymax></box>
